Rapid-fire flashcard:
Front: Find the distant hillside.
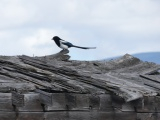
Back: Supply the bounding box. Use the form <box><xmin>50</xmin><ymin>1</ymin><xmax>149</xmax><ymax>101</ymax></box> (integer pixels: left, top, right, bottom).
<box><xmin>132</xmin><ymin>52</ymin><xmax>160</xmax><ymax>64</ymax></box>
<box><xmin>104</xmin><ymin>52</ymin><xmax>160</xmax><ymax>64</ymax></box>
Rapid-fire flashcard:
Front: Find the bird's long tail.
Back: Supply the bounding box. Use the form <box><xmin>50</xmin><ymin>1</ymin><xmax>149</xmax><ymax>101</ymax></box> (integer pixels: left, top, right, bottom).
<box><xmin>72</xmin><ymin>45</ymin><xmax>96</xmax><ymax>49</ymax></box>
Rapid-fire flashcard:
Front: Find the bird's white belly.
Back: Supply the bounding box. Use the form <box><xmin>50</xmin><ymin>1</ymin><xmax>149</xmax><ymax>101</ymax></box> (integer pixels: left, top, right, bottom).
<box><xmin>60</xmin><ymin>44</ymin><xmax>68</xmax><ymax>49</ymax></box>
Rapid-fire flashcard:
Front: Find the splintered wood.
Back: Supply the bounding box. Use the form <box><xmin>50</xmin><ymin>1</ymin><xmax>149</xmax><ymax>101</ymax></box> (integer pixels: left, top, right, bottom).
<box><xmin>0</xmin><ymin>51</ymin><xmax>160</xmax><ymax>120</ymax></box>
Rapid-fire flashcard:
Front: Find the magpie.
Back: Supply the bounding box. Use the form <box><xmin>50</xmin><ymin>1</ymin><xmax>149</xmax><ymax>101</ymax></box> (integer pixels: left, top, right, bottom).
<box><xmin>52</xmin><ymin>36</ymin><xmax>96</xmax><ymax>50</ymax></box>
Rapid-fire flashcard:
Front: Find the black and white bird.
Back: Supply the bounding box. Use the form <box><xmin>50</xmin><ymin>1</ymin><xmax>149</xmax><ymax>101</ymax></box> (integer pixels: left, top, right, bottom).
<box><xmin>52</xmin><ymin>36</ymin><xmax>96</xmax><ymax>50</ymax></box>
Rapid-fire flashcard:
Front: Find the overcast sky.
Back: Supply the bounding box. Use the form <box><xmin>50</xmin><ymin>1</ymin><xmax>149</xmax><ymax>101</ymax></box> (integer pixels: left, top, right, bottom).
<box><xmin>0</xmin><ymin>0</ymin><xmax>159</xmax><ymax>60</ymax></box>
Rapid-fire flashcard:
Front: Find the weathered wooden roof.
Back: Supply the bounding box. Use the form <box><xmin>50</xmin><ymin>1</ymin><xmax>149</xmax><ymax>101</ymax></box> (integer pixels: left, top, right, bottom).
<box><xmin>0</xmin><ymin>50</ymin><xmax>160</xmax><ymax>102</ymax></box>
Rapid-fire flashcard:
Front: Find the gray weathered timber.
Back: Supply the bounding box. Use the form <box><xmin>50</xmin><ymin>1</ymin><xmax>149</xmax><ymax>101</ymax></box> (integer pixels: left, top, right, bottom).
<box><xmin>137</xmin><ymin>113</ymin><xmax>160</xmax><ymax>120</ymax></box>
<box><xmin>18</xmin><ymin>54</ymin><xmax>159</xmax><ymax>102</ymax></box>
<box><xmin>0</xmin><ymin>93</ymin><xmax>13</xmax><ymax>111</ymax></box>
<box><xmin>17</xmin><ymin>93</ymin><xmax>43</xmax><ymax>112</ymax></box>
<box><xmin>12</xmin><ymin>91</ymin><xmax>24</xmax><ymax>107</ymax></box>
<box><xmin>45</xmin><ymin>93</ymin><xmax>66</xmax><ymax>111</ymax></box>
<box><xmin>44</xmin><ymin>111</ymin><xmax>137</xmax><ymax>120</ymax></box>
<box><xmin>36</xmin><ymin>89</ymin><xmax>113</xmax><ymax>111</ymax></box>
<box><xmin>135</xmin><ymin>96</ymin><xmax>160</xmax><ymax>112</ymax></box>
<box><xmin>0</xmin><ymin>51</ymin><xmax>160</xmax><ymax>120</ymax></box>
<box><xmin>44</xmin><ymin>112</ymin><xmax>111</xmax><ymax>120</ymax></box>
<box><xmin>16</xmin><ymin>112</ymin><xmax>44</xmax><ymax>120</ymax></box>
<box><xmin>35</xmin><ymin>89</ymin><xmax>53</xmax><ymax>105</ymax></box>
<box><xmin>0</xmin><ymin>112</ymin><xmax>16</xmax><ymax>120</ymax></box>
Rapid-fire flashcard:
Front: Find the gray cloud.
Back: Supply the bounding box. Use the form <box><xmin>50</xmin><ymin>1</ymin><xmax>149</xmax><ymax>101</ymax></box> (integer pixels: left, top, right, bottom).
<box><xmin>0</xmin><ymin>0</ymin><xmax>159</xmax><ymax>60</ymax></box>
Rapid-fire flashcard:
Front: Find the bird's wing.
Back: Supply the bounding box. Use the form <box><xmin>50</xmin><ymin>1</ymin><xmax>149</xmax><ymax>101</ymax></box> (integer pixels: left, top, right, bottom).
<box><xmin>61</xmin><ymin>42</ymin><xmax>73</xmax><ymax>47</ymax></box>
<box><xmin>59</xmin><ymin>39</ymin><xmax>73</xmax><ymax>47</ymax></box>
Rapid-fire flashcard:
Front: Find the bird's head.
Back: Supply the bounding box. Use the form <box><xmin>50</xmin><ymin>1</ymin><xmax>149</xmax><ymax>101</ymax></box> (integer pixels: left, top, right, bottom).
<box><xmin>52</xmin><ymin>36</ymin><xmax>61</xmax><ymax>41</ymax></box>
